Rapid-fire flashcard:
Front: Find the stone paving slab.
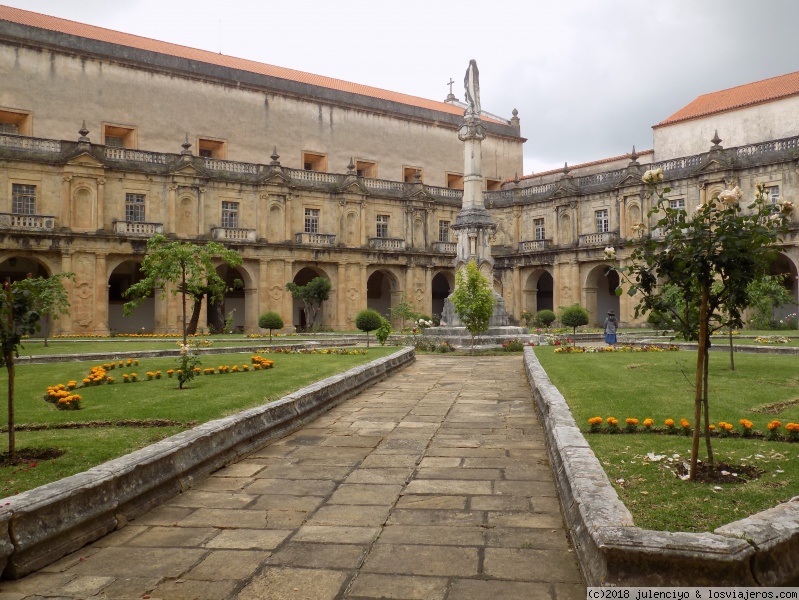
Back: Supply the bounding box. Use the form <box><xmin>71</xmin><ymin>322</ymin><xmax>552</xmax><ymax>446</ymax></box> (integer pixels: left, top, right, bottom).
<box><xmin>0</xmin><ymin>355</ymin><xmax>584</xmax><ymax>598</ymax></box>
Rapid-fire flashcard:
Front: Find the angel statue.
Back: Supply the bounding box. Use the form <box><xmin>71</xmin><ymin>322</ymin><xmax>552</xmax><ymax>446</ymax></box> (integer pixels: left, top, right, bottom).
<box><xmin>463</xmin><ymin>59</ymin><xmax>481</xmax><ymax>117</ymax></box>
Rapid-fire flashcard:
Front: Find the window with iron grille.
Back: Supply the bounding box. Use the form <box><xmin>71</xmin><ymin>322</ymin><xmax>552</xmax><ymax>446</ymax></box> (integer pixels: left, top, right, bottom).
<box><xmin>222</xmin><ymin>201</ymin><xmax>239</xmax><ymax>229</ymax></box>
<box><xmin>304</xmin><ymin>208</ymin><xmax>319</xmax><ymax>233</ymax></box>
<box><xmin>125</xmin><ymin>193</ymin><xmax>145</xmax><ymax>222</ymax></box>
<box><xmin>376</xmin><ymin>214</ymin><xmax>389</xmax><ymax>238</ymax></box>
<box><xmin>12</xmin><ymin>183</ymin><xmax>36</xmax><ymax>215</ymax></box>
<box><xmin>533</xmin><ymin>218</ymin><xmax>545</xmax><ymax>240</ymax></box>
<box><xmin>595</xmin><ymin>209</ymin><xmax>609</xmax><ymax>233</ymax></box>
<box><xmin>438</xmin><ymin>220</ymin><xmax>450</xmax><ymax>242</ymax></box>
<box><xmin>766</xmin><ymin>185</ymin><xmax>780</xmax><ymax>204</ymax></box>
<box><xmin>0</xmin><ymin>122</ymin><xmax>19</xmax><ymax>135</ymax></box>
<box><xmin>669</xmin><ymin>198</ymin><xmax>686</xmax><ymax>211</ymax></box>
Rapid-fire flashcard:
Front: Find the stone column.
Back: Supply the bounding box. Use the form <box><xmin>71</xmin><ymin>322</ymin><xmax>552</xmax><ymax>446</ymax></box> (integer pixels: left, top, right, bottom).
<box><xmin>96</xmin><ymin>177</ymin><xmax>106</xmax><ymax>230</ymax></box>
<box><xmin>167</xmin><ymin>184</ymin><xmax>177</xmax><ymax>232</ymax></box>
<box><xmin>257</xmin><ymin>194</ymin><xmax>268</xmax><ymax>240</ymax></box>
<box><xmin>512</xmin><ymin>266</ymin><xmax>522</xmax><ymax>319</ymax></box>
<box><xmin>259</xmin><ymin>259</ymin><xmax>270</xmax><ymax>318</ymax></box>
<box><xmin>337</xmin><ymin>263</ymin><xmax>347</xmax><ymax>331</ymax></box>
<box><xmin>61</xmin><ymin>175</ymin><xmax>72</xmax><ymax>227</ymax></box>
<box><xmin>244</xmin><ymin>287</ymin><xmax>257</xmax><ymax>333</ymax></box>
<box><xmin>95</xmin><ymin>253</ymin><xmax>109</xmax><ymax>334</ymax></box>
<box><xmin>424</xmin><ymin>267</ymin><xmax>433</xmax><ymax>316</ymax></box>
<box><xmin>284</xmin><ymin>196</ymin><xmax>292</xmax><ymax>243</ymax></box>
<box><xmin>283</xmin><ymin>260</ymin><xmax>294</xmax><ymax>328</ymax></box>
<box><xmin>197</xmin><ymin>186</ymin><xmax>206</xmax><ymax>236</ymax></box>
<box><xmin>59</xmin><ymin>252</ymin><xmax>74</xmax><ymax>334</ymax></box>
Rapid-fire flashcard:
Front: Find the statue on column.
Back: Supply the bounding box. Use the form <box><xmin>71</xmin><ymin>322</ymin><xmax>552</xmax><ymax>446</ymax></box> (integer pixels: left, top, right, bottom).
<box><xmin>463</xmin><ymin>59</ymin><xmax>481</xmax><ymax>118</ymax></box>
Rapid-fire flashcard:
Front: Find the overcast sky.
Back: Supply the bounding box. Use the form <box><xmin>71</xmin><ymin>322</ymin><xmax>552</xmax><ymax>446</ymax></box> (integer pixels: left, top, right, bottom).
<box><xmin>6</xmin><ymin>0</ymin><xmax>799</xmax><ymax>174</ymax></box>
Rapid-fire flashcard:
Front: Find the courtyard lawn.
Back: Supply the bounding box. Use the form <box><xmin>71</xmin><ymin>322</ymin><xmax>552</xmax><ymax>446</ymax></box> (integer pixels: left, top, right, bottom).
<box><xmin>0</xmin><ymin>347</ymin><xmax>397</xmax><ymax>495</ymax></box>
<box><xmin>534</xmin><ymin>348</ymin><xmax>799</xmax><ymax>533</ymax></box>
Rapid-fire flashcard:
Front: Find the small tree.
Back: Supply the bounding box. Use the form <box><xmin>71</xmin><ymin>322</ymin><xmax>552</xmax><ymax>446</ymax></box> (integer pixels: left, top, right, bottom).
<box><xmin>745</xmin><ymin>274</ymin><xmax>793</xmax><ymax>329</ymax></box>
<box><xmin>450</xmin><ymin>260</ymin><xmax>496</xmax><ymax>353</ymax></box>
<box><xmin>389</xmin><ymin>294</ymin><xmax>418</xmax><ymax>331</ymax></box>
<box><xmin>558</xmin><ymin>304</ymin><xmax>589</xmax><ymax>344</ymax></box>
<box><xmin>14</xmin><ymin>273</ymin><xmax>74</xmax><ymax>347</ymax></box>
<box><xmin>0</xmin><ymin>280</ymin><xmax>43</xmax><ymax>461</ymax></box>
<box><xmin>123</xmin><ymin>235</ymin><xmax>242</xmax><ymax>345</ymax></box>
<box><xmin>355</xmin><ymin>309</ymin><xmax>382</xmax><ymax>347</ymax></box>
<box><xmin>375</xmin><ymin>316</ymin><xmax>392</xmax><ymax>345</ymax></box>
<box><xmin>286</xmin><ymin>277</ymin><xmax>332</xmax><ymax>331</ymax></box>
<box><xmin>535</xmin><ymin>309</ymin><xmax>556</xmax><ymax>330</ymax></box>
<box><xmin>258</xmin><ymin>311</ymin><xmax>284</xmax><ymax>343</ymax></box>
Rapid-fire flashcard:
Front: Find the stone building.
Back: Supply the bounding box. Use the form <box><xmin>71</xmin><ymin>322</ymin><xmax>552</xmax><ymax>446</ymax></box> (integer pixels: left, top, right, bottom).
<box><xmin>0</xmin><ymin>5</ymin><xmax>797</xmax><ymax>334</ymax></box>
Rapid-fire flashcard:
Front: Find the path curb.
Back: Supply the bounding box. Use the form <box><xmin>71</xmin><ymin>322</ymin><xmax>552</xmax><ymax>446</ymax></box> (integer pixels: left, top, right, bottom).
<box><xmin>523</xmin><ymin>346</ymin><xmax>799</xmax><ymax>586</ymax></box>
<box><xmin>0</xmin><ymin>347</ymin><xmax>414</xmax><ymax>580</ymax></box>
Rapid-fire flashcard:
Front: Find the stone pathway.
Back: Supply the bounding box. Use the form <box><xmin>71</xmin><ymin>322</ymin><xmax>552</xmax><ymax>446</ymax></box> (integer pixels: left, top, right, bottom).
<box><xmin>0</xmin><ymin>355</ymin><xmax>585</xmax><ymax>600</ymax></box>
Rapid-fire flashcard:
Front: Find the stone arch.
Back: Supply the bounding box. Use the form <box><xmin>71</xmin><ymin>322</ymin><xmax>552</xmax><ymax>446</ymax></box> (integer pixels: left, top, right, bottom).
<box><xmin>584</xmin><ymin>264</ymin><xmax>620</xmax><ymax>326</ymax></box>
<box><xmin>0</xmin><ymin>255</ymin><xmax>53</xmax><ymax>281</ymax></box>
<box><xmin>431</xmin><ymin>270</ymin><xmax>454</xmax><ymax>318</ymax></box>
<box><xmin>108</xmin><ymin>260</ymin><xmax>154</xmax><ymax>334</ymax></box>
<box><xmin>291</xmin><ymin>265</ymin><xmax>332</xmax><ymax>330</ymax></box>
<box><xmin>767</xmin><ymin>252</ymin><xmax>799</xmax><ymax>323</ymax></box>
<box><xmin>366</xmin><ymin>267</ymin><xmax>401</xmax><ymax>318</ymax></box>
<box><xmin>207</xmin><ymin>264</ymin><xmax>251</xmax><ymax>333</ymax></box>
<box><xmin>524</xmin><ymin>268</ymin><xmax>554</xmax><ymax>315</ymax></box>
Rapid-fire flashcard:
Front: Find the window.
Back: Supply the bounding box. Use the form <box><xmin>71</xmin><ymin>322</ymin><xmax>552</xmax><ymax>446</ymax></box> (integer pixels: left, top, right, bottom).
<box><xmin>595</xmin><ymin>209</ymin><xmax>609</xmax><ymax>233</ymax></box>
<box><xmin>304</xmin><ymin>208</ymin><xmax>320</xmax><ymax>234</ymax></box>
<box><xmin>765</xmin><ymin>185</ymin><xmax>780</xmax><ymax>204</ymax></box>
<box><xmin>198</xmin><ymin>138</ymin><xmax>227</xmax><ymax>159</ymax></box>
<box><xmin>103</xmin><ymin>124</ymin><xmax>136</xmax><ymax>148</ymax></box>
<box><xmin>12</xmin><ymin>183</ymin><xmax>36</xmax><ymax>215</ymax></box>
<box><xmin>302</xmin><ymin>152</ymin><xmax>327</xmax><ymax>172</ymax></box>
<box><xmin>438</xmin><ymin>220</ymin><xmax>450</xmax><ymax>242</ymax></box>
<box><xmin>222</xmin><ymin>201</ymin><xmax>239</xmax><ymax>229</ymax></box>
<box><xmin>669</xmin><ymin>198</ymin><xmax>686</xmax><ymax>211</ymax></box>
<box><xmin>355</xmin><ymin>160</ymin><xmax>377</xmax><ymax>178</ymax></box>
<box><xmin>485</xmin><ymin>178</ymin><xmax>502</xmax><ymax>191</ymax></box>
<box><xmin>403</xmin><ymin>167</ymin><xmax>422</xmax><ymax>183</ymax></box>
<box><xmin>446</xmin><ymin>173</ymin><xmax>464</xmax><ymax>190</ymax></box>
<box><xmin>0</xmin><ymin>109</ymin><xmax>32</xmax><ymax>136</ymax></box>
<box><xmin>125</xmin><ymin>193</ymin><xmax>145</xmax><ymax>222</ymax></box>
<box><xmin>533</xmin><ymin>218</ymin><xmax>546</xmax><ymax>240</ymax></box>
<box><xmin>376</xmin><ymin>214</ymin><xmax>389</xmax><ymax>238</ymax></box>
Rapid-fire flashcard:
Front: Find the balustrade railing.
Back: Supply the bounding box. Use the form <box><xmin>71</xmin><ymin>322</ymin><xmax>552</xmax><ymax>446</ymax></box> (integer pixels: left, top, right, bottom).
<box><xmin>518</xmin><ymin>239</ymin><xmax>550</xmax><ymax>252</ymax></box>
<box><xmin>368</xmin><ymin>237</ymin><xmax>406</xmax><ymax>251</ymax></box>
<box><xmin>295</xmin><ymin>232</ymin><xmax>336</xmax><ymax>245</ymax></box>
<box><xmin>211</xmin><ymin>226</ymin><xmax>256</xmax><ymax>242</ymax></box>
<box><xmin>432</xmin><ymin>241</ymin><xmax>457</xmax><ymax>254</ymax></box>
<box><xmin>426</xmin><ymin>187</ymin><xmax>463</xmax><ymax>199</ymax></box>
<box><xmin>577</xmin><ymin>169</ymin><xmax>625</xmax><ymax>187</ymax></box>
<box><xmin>203</xmin><ymin>158</ymin><xmax>259</xmax><ymax>174</ymax></box>
<box><xmin>0</xmin><ymin>213</ymin><xmax>55</xmax><ymax>230</ymax></box>
<box><xmin>113</xmin><ymin>221</ymin><xmax>163</xmax><ymax>236</ymax></box>
<box><xmin>104</xmin><ymin>147</ymin><xmax>167</xmax><ymax>164</ymax></box>
<box><xmin>362</xmin><ymin>178</ymin><xmax>406</xmax><ymax>193</ymax></box>
<box><xmin>0</xmin><ymin>134</ymin><xmax>61</xmax><ymax>153</ymax></box>
<box><xmin>579</xmin><ymin>231</ymin><xmax>618</xmax><ymax>247</ymax></box>
<box><xmin>285</xmin><ymin>168</ymin><xmax>342</xmax><ymax>185</ymax></box>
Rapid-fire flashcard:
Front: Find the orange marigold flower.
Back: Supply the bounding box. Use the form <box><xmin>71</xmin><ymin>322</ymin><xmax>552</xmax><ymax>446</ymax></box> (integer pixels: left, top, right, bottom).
<box><xmin>664</xmin><ymin>419</ymin><xmax>675</xmax><ymax>427</ymax></box>
<box><xmin>626</xmin><ymin>418</ymin><xmax>638</xmax><ymax>425</ymax></box>
<box><xmin>680</xmin><ymin>418</ymin><xmax>690</xmax><ymax>428</ymax></box>
<box><xmin>643</xmin><ymin>418</ymin><xmax>654</xmax><ymax>427</ymax></box>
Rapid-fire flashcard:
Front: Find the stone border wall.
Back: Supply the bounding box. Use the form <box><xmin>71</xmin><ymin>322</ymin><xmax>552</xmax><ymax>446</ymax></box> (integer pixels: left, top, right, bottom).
<box><xmin>0</xmin><ymin>347</ymin><xmax>414</xmax><ymax>579</ymax></box>
<box><xmin>523</xmin><ymin>347</ymin><xmax>799</xmax><ymax>586</ymax></box>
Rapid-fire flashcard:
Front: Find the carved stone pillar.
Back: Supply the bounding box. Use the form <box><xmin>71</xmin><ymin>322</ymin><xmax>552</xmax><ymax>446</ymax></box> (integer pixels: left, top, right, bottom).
<box><xmin>97</xmin><ymin>177</ymin><xmax>106</xmax><ymax>230</ymax></box>
<box><xmin>95</xmin><ymin>253</ymin><xmax>109</xmax><ymax>334</ymax></box>
<box><xmin>512</xmin><ymin>266</ymin><xmax>522</xmax><ymax>320</ymax></box>
<box><xmin>59</xmin><ymin>253</ymin><xmax>73</xmax><ymax>334</ymax></box>
<box><xmin>424</xmin><ymin>267</ymin><xmax>433</xmax><ymax>316</ymax></box>
<box><xmin>284</xmin><ymin>196</ymin><xmax>292</xmax><ymax>243</ymax></box>
<box><xmin>167</xmin><ymin>184</ymin><xmax>178</xmax><ymax>233</ymax></box>
<box><xmin>244</xmin><ymin>287</ymin><xmax>257</xmax><ymax>333</ymax></box>
<box><xmin>337</xmin><ymin>263</ymin><xmax>346</xmax><ymax>331</ymax></box>
<box><xmin>283</xmin><ymin>260</ymin><xmax>294</xmax><ymax>328</ymax></box>
<box><xmin>197</xmin><ymin>186</ymin><xmax>206</xmax><ymax>236</ymax></box>
<box><xmin>61</xmin><ymin>175</ymin><xmax>73</xmax><ymax>228</ymax></box>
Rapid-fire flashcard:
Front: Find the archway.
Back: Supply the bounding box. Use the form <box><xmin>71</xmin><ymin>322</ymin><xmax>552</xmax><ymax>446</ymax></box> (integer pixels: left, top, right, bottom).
<box><xmin>207</xmin><ymin>265</ymin><xmax>246</xmax><ymax>333</ymax></box>
<box><xmin>108</xmin><ymin>260</ymin><xmax>154</xmax><ymax>334</ymax></box>
<box><xmin>523</xmin><ymin>269</ymin><xmax>554</xmax><ymax>318</ymax></box>
<box><xmin>431</xmin><ymin>271</ymin><xmax>453</xmax><ymax>319</ymax></box>
<box><xmin>291</xmin><ymin>266</ymin><xmax>331</xmax><ymax>330</ymax></box>
<box><xmin>367</xmin><ymin>269</ymin><xmax>399</xmax><ymax>318</ymax></box>
<box><xmin>0</xmin><ymin>256</ymin><xmax>52</xmax><ymax>338</ymax></box>
<box><xmin>767</xmin><ymin>253</ymin><xmax>799</xmax><ymax>324</ymax></box>
<box><xmin>585</xmin><ymin>264</ymin><xmax>620</xmax><ymax>326</ymax></box>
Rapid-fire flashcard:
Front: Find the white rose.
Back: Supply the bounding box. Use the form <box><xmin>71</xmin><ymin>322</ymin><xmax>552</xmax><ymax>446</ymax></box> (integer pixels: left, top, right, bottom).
<box><xmin>603</xmin><ymin>246</ymin><xmax>616</xmax><ymax>260</ymax></box>
<box><xmin>779</xmin><ymin>199</ymin><xmax>794</xmax><ymax>215</ymax></box>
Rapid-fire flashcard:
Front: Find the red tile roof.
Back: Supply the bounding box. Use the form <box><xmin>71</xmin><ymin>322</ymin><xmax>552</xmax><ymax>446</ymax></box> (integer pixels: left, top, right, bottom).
<box><xmin>0</xmin><ymin>4</ymin><xmax>479</xmax><ymax>122</ymax></box>
<box><xmin>657</xmin><ymin>71</ymin><xmax>799</xmax><ymax>127</ymax></box>
<box><xmin>513</xmin><ymin>149</ymin><xmax>654</xmax><ymax>182</ymax></box>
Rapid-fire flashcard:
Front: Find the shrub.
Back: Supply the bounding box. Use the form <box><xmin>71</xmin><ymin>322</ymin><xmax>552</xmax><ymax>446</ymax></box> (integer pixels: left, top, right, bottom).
<box><xmin>375</xmin><ymin>317</ymin><xmax>392</xmax><ymax>346</ymax></box>
<box><xmin>558</xmin><ymin>304</ymin><xmax>589</xmax><ymax>343</ymax></box>
<box><xmin>258</xmin><ymin>311</ymin><xmax>284</xmax><ymax>342</ymax></box>
<box><xmin>534</xmin><ymin>309</ymin><xmax>556</xmax><ymax>330</ymax></box>
<box><xmin>355</xmin><ymin>309</ymin><xmax>383</xmax><ymax>347</ymax></box>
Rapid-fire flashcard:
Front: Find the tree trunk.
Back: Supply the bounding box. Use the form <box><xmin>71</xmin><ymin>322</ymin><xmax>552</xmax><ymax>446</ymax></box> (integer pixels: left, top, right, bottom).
<box><xmin>6</xmin><ymin>354</ymin><xmax>15</xmax><ymax>461</ymax></box>
<box><xmin>703</xmin><ymin>341</ymin><xmax>714</xmax><ymax>466</ymax></box>
<box><xmin>187</xmin><ymin>295</ymin><xmax>203</xmax><ymax>336</ymax></box>
<box><xmin>181</xmin><ymin>263</ymin><xmax>187</xmax><ymax>347</ymax></box>
<box><xmin>690</xmin><ymin>284</ymin><xmax>709</xmax><ymax>481</ymax></box>
<box><xmin>366</xmin><ymin>331</ymin><xmax>370</xmax><ymax>348</ymax></box>
<box><xmin>728</xmin><ymin>324</ymin><xmax>735</xmax><ymax>371</ymax></box>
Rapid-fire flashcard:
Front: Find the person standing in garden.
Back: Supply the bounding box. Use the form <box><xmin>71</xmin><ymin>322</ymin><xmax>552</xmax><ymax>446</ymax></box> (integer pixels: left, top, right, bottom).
<box><xmin>604</xmin><ymin>310</ymin><xmax>618</xmax><ymax>346</ymax></box>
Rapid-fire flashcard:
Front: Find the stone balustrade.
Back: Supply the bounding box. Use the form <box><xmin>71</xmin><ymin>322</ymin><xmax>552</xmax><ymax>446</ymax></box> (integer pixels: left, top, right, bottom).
<box><xmin>518</xmin><ymin>239</ymin><xmax>550</xmax><ymax>252</ymax></box>
<box><xmin>432</xmin><ymin>241</ymin><xmax>456</xmax><ymax>254</ymax></box>
<box><xmin>211</xmin><ymin>226</ymin><xmax>257</xmax><ymax>242</ymax></box>
<box><xmin>112</xmin><ymin>220</ymin><xmax>164</xmax><ymax>236</ymax></box>
<box><xmin>104</xmin><ymin>147</ymin><xmax>167</xmax><ymax>164</ymax></box>
<box><xmin>295</xmin><ymin>232</ymin><xmax>336</xmax><ymax>246</ymax></box>
<box><xmin>0</xmin><ymin>134</ymin><xmax>61</xmax><ymax>153</ymax></box>
<box><xmin>0</xmin><ymin>213</ymin><xmax>55</xmax><ymax>231</ymax></box>
<box><xmin>368</xmin><ymin>237</ymin><xmax>406</xmax><ymax>251</ymax></box>
<box><xmin>579</xmin><ymin>231</ymin><xmax>618</xmax><ymax>247</ymax></box>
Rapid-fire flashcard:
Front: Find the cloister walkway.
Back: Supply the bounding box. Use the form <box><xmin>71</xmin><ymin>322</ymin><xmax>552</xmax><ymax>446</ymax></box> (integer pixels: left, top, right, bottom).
<box><xmin>0</xmin><ymin>355</ymin><xmax>585</xmax><ymax>600</ymax></box>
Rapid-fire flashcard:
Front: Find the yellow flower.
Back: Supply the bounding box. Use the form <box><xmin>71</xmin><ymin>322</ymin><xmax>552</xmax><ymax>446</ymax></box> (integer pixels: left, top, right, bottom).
<box><xmin>664</xmin><ymin>419</ymin><xmax>675</xmax><ymax>427</ymax></box>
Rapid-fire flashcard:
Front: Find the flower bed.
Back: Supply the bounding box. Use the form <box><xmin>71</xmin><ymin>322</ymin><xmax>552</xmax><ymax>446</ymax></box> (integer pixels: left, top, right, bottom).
<box><xmin>554</xmin><ymin>344</ymin><xmax>680</xmax><ymax>353</ymax></box>
<box><xmin>585</xmin><ymin>415</ymin><xmax>799</xmax><ymax>442</ymax></box>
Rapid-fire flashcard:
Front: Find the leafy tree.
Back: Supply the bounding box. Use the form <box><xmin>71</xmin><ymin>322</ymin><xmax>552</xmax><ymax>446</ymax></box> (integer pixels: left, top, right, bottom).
<box><xmin>558</xmin><ymin>304</ymin><xmax>589</xmax><ymax>343</ymax></box>
<box><xmin>258</xmin><ymin>311</ymin><xmax>284</xmax><ymax>343</ymax></box>
<box><xmin>745</xmin><ymin>274</ymin><xmax>793</xmax><ymax>330</ymax></box>
<box><xmin>286</xmin><ymin>277</ymin><xmax>331</xmax><ymax>331</ymax></box>
<box><xmin>355</xmin><ymin>308</ymin><xmax>382</xmax><ymax>347</ymax></box>
<box><xmin>123</xmin><ymin>235</ymin><xmax>242</xmax><ymax>346</ymax></box>
<box><xmin>620</xmin><ymin>172</ymin><xmax>791</xmax><ymax>480</ymax></box>
<box><xmin>13</xmin><ymin>273</ymin><xmax>74</xmax><ymax>347</ymax></box>
<box><xmin>450</xmin><ymin>260</ymin><xmax>496</xmax><ymax>353</ymax></box>
<box><xmin>389</xmin><ymin>294</ymin><xmax>418</xmax><ymax>330</ymax></box>
<box><xmin>0</xmin><ymin>280</ymin><xmax>43</xmax><ymax>461</ymax></box>
<box><xmin>375</xmin><ymin>316</ymin><xmax>392</xmax><ymax>345</ymax></box>
<box><xmin>534</xmin><ymin>309</ymin><xmax>556</xmax><ymax>330</ymax></box>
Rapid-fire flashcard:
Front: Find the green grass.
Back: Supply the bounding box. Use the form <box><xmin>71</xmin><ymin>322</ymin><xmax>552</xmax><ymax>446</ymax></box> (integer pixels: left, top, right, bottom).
<box><xmin>0</xmin><ymin>347</ymin><xmax>397</xmax><ymax>496</ymax></box>
<box><xmin>534</xmin><ymin>348</ymin><xmax>799</xmax><ymax>532</ymax></box>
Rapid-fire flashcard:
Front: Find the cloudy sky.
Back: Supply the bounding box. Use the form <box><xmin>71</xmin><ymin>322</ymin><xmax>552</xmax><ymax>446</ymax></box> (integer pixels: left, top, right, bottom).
<box><xmin>5</xmin><ymin>0</ymin><xmax>799</xmax><ymax>174</ymax></box>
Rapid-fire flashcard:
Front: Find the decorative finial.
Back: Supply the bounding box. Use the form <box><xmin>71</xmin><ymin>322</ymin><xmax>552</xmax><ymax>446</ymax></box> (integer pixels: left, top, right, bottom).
<box><xmin>347</xmin><ymin>158</ymin><xmax>356</xmax><ymax>174</ymax></box>
<box><xmin>630</xmin><ymin>146</ymin><xmax>638</xmax><ymax>162</ymax></box>
<box><xmin>710</xmin><ymin>130</ymin><xmax>723</xmax><ymax>150</ymax></box>
<box><xmin>414</xmin><ymin>169</ymin><xmax>422</xmax><ymax>182</ymax></box>
<box><xmin>181</xmin><ymin>133</ymin><xmax>192</xmax><ymax>156</ymax></box>
<box><xmin>78</xmin><ymin>121</ymin><xmax>90</xmax><ymax>143</ymax></box>
<box><xmin>514</xmin><ymin>172</ymin><xmax>520</xmax><ymax>184</ymax></box>
<box><xmin>512</xmin><ymin>108</ymin><xmax>518</xmax><ymax>118</ymax></box>
<box><xmin>563</xmin><ymin>162</ymin><xmax>570</xmax><ymax>175</ymax></box>
<box><xmin>445</xmin><ymin>77</ymin><xmax>457</xmax><ymax>102</ymax></box>
<box><xmin>270</xmin><ymin>147</ymin><xmax>280</xmax><ymax>166</ymax></box>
